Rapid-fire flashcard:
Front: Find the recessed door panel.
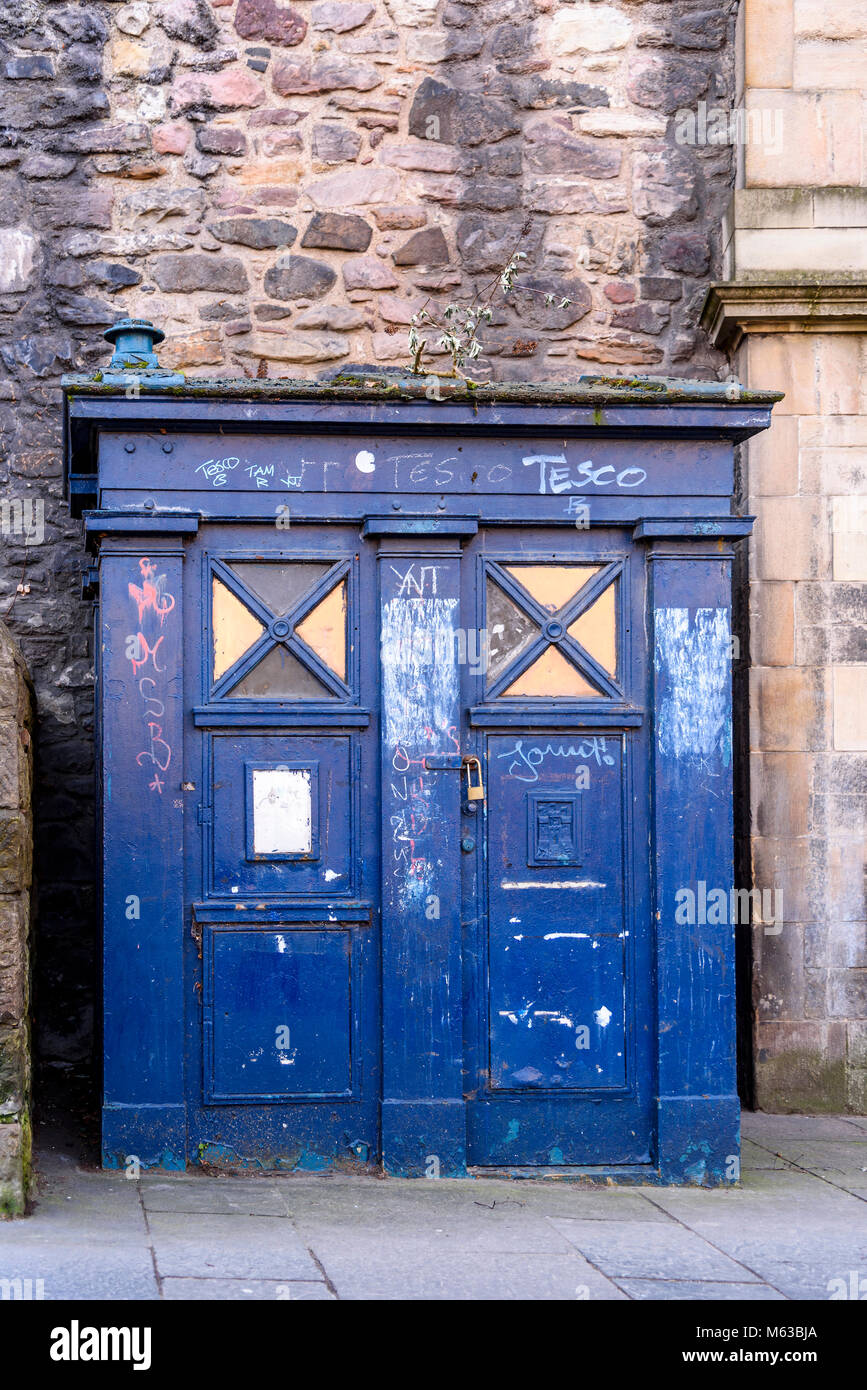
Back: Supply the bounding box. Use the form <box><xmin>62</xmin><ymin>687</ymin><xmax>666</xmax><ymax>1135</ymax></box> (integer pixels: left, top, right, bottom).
<box><xmin>486</xmin><ymin>732</ymin><xmax>628</xmax><ymax>1091</ymax></box>
<box><xmin>210</xmin><ymin>733</ymin><xmax>353</xmax><ymax>897</ymax></box>
<box><xmin>204</xmin><ymin>927</ymin><xmax>353</xmax><ymax>1102</ymax></box>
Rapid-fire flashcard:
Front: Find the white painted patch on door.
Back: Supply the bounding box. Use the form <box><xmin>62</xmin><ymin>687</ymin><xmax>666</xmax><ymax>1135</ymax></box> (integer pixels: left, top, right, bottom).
<box><xmin>501</xmin><ymin>880</ymin><xmax>605</xmax><ymax>890</ymax></box>
<box><xmin>252</xmin><ymin>768</ymin><xmax>312</xmax><ymax>855</ymax></box>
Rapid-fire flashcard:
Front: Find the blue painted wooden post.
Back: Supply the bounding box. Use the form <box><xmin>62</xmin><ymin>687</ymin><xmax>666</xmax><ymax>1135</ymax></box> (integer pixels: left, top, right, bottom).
<box><xmin>641</xmin><ymin>522</ymin><xmax>751</xmax><ymax>1185</ymax></box>
<box><xmin>99</xmin><ymin>536</ymin><xmax>186</xmax><ymax>1168</ymax></box>
<box><xmin>377</xmin><ymin>538</ymin><xmax>466</xmax><ymax>1176</ymax></box>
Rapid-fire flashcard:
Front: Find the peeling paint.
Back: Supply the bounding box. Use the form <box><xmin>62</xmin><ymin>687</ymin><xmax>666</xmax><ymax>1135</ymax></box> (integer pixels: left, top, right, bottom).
<box><xmin>655</xmin><ymin>606</ymin><xmax>731</xmax><ymax>765</ymax></box>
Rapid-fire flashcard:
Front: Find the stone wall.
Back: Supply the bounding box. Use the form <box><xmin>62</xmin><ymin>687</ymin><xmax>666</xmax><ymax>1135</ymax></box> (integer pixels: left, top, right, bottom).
<box><xmin>0</xmin><ymin>622</ymin><xmax>33</xmax><ymax>1216</ymax></box>
<box><xmin>0</xmin><ymin>0</ymin><xmax>742</xmax><ymax>1101</ymax></box>
<box><xmin>705</xmin><ymin>0</ymin><xmax>867</xmax><ymax>1112</ymax></box>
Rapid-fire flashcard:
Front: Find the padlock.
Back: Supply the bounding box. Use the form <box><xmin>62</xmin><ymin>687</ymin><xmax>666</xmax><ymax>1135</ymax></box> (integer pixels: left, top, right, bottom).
<box><xmin>464</xmin><ymin>755</ymin><xmax>485</xmax><ymax>802</ymax></box>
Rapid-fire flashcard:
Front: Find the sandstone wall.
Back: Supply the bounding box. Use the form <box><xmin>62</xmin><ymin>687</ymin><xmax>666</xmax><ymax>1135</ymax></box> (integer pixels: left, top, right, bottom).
<box><xmin>708</xmin><ymin>0</ymin><xmax>867</xmax><ymax>1111</ymax></box>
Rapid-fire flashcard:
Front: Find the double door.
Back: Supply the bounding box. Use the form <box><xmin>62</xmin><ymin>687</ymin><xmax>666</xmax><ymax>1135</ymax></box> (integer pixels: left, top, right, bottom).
<box><xmin>184</xmin><ymin>521</ymin><xmax>652</xmax><ymax>1171</ymax></box>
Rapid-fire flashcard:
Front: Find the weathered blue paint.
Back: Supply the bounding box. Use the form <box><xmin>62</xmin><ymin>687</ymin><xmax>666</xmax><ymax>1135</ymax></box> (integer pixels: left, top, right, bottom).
<box><xmin>379</xmin><ymin>541</ymin><xmax>466</xmax><ymax>1176</ymax></box>
<box><xmin>63</xmin><ymin>364</ymin><xmax>779</xmax><ymax>1183</ymax></box>
<box><xmin>648</xmin><ymin>549</ymin><xmax>741</xmax><ymax>1184</ymax></box>
<box><xmin>99</xmin><ymin>539</ymin><xmax>186</xmax><ymax>1169</ymax></box>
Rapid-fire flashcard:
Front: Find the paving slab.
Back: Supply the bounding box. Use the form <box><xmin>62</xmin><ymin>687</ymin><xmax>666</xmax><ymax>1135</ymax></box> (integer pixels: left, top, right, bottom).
<box><xmin>740</xmin><ymin>1140</ymin><xmax>867</xmax><ymax>1185</ymax></box>
<box><xmin>141</xmin><ymin>1177</ymin><xmax>290</xmax><ymax>1217</ymax></box>
<box><xmin>307</xmin><ymin>1246</ymin><xmax>626</xmax><ymax>1300</ymax></box>
<box><xmin>548</xmin><ymin>1216</ymin><xmax>757</xmax><ymax>1282</ymax></box>
<box><xmin>742</xmin><ymin>1113</ymin><xmax>867</xmax><ymax>1142</ymax></box>
<box><xmin>161</xmin><ymin>1278</ymin><xmax>335</xmax><ymax>1300</ymax></box>
<box><xmin>0</xmin><ymin>1241</ymin><xmax>159</xmax><ymax>1300</ymax></box>
<box><xmin>146</xmin><ymin>1212</ymin><xmax>320</xmax><ymax>1281</ymax></box>
<box><xmin>614</xmin><ymin>1278</ymin><xmax>786</xmax><ymax>1301</ymax></box>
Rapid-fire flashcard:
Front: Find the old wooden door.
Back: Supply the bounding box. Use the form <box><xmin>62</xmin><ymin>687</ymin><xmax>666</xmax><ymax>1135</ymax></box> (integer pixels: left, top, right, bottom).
<box><xmin>460</xmin><ymin>526</ymin><xmax>653</xmax><ymax>1167</ymax></box>
<box><xmin>184</xmin><ymin>523</ymin><xmax>380</xmax><ymax>1170</ymax></box>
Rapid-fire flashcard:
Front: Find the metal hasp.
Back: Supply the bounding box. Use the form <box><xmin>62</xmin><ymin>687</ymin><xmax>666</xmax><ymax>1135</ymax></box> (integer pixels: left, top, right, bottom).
<box><xmin>62</xmin><ymin>332</ymin><xmax>781</xmax><ymax>1186</ymax></box>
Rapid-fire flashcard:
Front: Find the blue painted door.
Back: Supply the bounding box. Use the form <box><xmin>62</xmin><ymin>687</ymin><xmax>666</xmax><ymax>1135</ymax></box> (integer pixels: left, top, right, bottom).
<box><xmin>184</xmin><ymin>524</ymin><xmax>380</xmax><ymax>1170</ymax></box>
<box><xmin>183</xmin><ymin>520</ymin><xmax>651</xmax><ymax>1170</ymax></box>
<box><xmin>461</xmin><ymin>527</ymin><xmax>653</xmax><ymax>1166</ymax></box>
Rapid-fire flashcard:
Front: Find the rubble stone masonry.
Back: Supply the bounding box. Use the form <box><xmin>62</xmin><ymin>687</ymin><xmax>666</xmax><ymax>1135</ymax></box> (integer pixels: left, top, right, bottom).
<box><xmin>0</xmin><ymin>621</ymin><xmax>32</xmax><ymax>1214</ymax></box>
<box><xmin>0</xmin><ymin>0</ymin><xmax>740</xmax><ymax>1097</ymax></box>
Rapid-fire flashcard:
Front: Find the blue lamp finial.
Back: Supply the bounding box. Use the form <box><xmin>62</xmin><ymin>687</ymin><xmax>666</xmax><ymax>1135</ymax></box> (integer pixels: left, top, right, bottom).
<box><xmin>103</xmin><ymin>318</ymin><xmax>165</xmax><ymax>370</ymax></box>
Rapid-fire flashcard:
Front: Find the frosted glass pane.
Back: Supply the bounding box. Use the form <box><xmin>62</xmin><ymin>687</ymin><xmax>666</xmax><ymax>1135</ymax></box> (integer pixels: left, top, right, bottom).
<box><xmin>504</xmin><ymin>564</ymin><xmax>600</xmax><ymax>613</ymax></box>
<box><xmin>486</xmin><ymin>578</ymin><xmax>539</xmax><ymax>682</ymax></box>
<box><xmin>295</xmin><ymin>580</ymin><xmax>346</xmax><ymax>680</ymax></box>
<box><xmin>229</xmin><ymin>645</ymin><xmax>334</xmax><ymax>699</ymax></box>
<box><xmin>213</xmin><ymin>578</ymin><xmax>265</xmax><ymax>681</ymax></box>
<box><xmin>503</xmin><ymin>645</ymin><xmax>601</xmax><ymax>698</ymax></box>
<box><xmin>229</xmin><ymin>562</ymin><xmax>332</xmax><ymax>616</ymax></box>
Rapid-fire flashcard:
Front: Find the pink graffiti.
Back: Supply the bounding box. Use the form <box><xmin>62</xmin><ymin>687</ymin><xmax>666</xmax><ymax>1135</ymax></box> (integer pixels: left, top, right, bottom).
<box><xmin>128</xmin><ymin>557</ymin><xmax>175</xmax><ymax>626</ymax></box>
<box><xmin>129</xmin><ymin>558</ymin><xmax>174</xmax><ymax>794</ymax></box>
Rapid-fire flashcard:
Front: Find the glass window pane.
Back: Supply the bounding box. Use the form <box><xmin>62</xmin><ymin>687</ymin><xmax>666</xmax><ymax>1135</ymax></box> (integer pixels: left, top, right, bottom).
<box><xmin>228</xmin><ymin>645</ymin><xmax>334</xmax><ymax>699</ymax></box>
<box><xmin>503</xmin><ymin>645</ymin><xmax>601</xmax><ymax>699</ymax></box>
<box><xmin>504</xmin><ymin>564</ymin><xmax>600</xmax><ymax>613</ymax></box>
<box><xmin>486</xmin><ymin>578</ymin><xmax>540</xmax><ymax>682</ymax></box>
<box><xmin>295</xmin><ymin>580</ymin><xmax>347</xmax><ymax>681</ymax></box>
<box><xmin>212</xmin><ymin>578</ymin><xmax>265</xmax><ymax>681</ymax></box>
<box><xmin>568</xmin><ymin>583</ymin><xmax>617</xmax><ymax>677</ymax></box>
<box><xmin>228</xmin><ymin>562</ymin><xmax>332</xmax><ymax>616</ymax></box>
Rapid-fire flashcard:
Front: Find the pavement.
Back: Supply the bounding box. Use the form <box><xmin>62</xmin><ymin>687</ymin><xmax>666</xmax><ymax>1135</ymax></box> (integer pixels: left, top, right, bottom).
<box><xmin>2</xmin><ymin>1111</ymin><xmax>866</xmax><ymax>1301</ymax></box>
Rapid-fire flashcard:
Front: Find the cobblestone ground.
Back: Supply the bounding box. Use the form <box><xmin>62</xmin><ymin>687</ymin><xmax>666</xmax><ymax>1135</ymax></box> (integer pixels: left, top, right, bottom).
<box><xmin>2</xmin><ymin>1111</ymin><xmax>865</xmax><ymax>1300</ymax></box>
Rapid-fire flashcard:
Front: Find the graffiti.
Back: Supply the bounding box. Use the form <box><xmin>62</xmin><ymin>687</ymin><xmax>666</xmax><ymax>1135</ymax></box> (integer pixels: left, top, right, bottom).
<box><xmin>387</xmin><ymin>722</ymin><xmax>460</xmax><ymax>897</ymax></box>
<box><xmin>127</xmin><ymin>557</ymin><xmax>175</xmax><ymax>794</ymax></box>
<box><xmin>195</xmin><ymin>456</ymin><xmax>240</xmax><ymax>486</ymax></box>
<box><xmin>496</xmin><ymin>736</ymin><xmax>616</xmax><ymax>783</ymax></box>
<box><xmin>128</xmin><ymin>556</ymin><xmax>175</xmax><ymax>625</ymax></box>
<box><xmin>381</xmin><ymin>561</ymin><xmax>459</xmax><ymax>911</ymax></box>
<box><xmin>522</xmin><ymin>454</ymin><xmax>648</xmax><ymax>494</ymax></box>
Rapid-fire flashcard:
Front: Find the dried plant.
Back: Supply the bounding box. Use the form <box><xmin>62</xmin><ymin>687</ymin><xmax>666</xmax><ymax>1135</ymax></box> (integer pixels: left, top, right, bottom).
<box><xmin>407</xmin><ymin>248</ymin><xmax>572</xmax><ymax>382</ymax></box>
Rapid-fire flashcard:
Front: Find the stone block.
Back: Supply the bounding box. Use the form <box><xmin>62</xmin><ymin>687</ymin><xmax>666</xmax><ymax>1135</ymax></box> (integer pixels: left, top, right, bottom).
<box><xmin>161</xmin><ymin>329</ymin><xmax>224</xmax><ymax>370</ymax></box>
<box><xmin>152</xmin><ymin>253</ymin><xmax>249</xmax><ymax>293</ymax></box>
<box><xmin>301</xmin><ymin>212</ymin><xmax>372</xmax><ymax>251</ymax></box>
<box><xmin>793</xmin><ymin>40</ymin><xmax>867</xmax><ymax>89</ymax></box>
<box><xmin>748</xmin><ymin>413</ymin><xmax>799</xmax><ymax>496</ymax></box>
<box><xmin>750</xmin><ymin>582</ymin><xmax>795</xmax><ymax>666</ymax></box>
<box><xmin>0</xmin><ymin>231</ymin><xmax>37</xmax><ymax>295</ymax></box>
<box><xmin>832</xmin><ymin>497</ymin><xmax>867</xmax><ymax>580</ymax></box>
<box><xmin>730</xmin><ymin>187</ymin><xmax>813</xmax><ymax>229</ymax></box>
<box><xmin>234</xmin><ymin>0</ymin><xmax>307</xmax><ymax>45</ymax></box>
<box><xmin>547</xmin><ymin>3</ymin><xmax>631</xmax><ymax>54</ymax></box>
<box><xmin>264</xmin><ymin>255</ymin><xmax>337</xmax><ymax>301</ymax></box>
<box><xmin>752</xmin><ymin>496</ymin><xmax>830</xmax><ymax>581</ymax></box>
<box><xmin>751</xmin><ymin>666</ymin><xmax>830</xmax><ymax>752</ymax></box>
<box><xmin>751</xmin><ymin>751</ymin><xmax>811</xmax><ymax>837</ymax></box>
<box><xmin>745</xmin><ymin>334</ymin><xmax>818</xmax><ymax>416</ymax></box>
<box><xmin>744</xmin><ymin>0</ymin><xmax>794</xmax><ymax>87</ymax></box>
<box><xmin>735</xmin><ymin>227</ymin><xmax>867</xmax><ymax>273</ymax></box>
<box><xmin>745</xmin><ymin>90</ymin><xmax>862</xmax><ymax>187</ymax></box>
<box><xmin>833</xmin><ymin>667</ymin><xmax>867</xmax><ymax>750</ymax></box>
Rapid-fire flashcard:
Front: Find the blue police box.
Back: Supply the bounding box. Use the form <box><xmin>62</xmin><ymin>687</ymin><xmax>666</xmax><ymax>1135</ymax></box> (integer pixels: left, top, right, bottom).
<box><xmin>62</xmin><ymin>320</ymin><xmax>780</xmax><ymax>1184</ymax></box>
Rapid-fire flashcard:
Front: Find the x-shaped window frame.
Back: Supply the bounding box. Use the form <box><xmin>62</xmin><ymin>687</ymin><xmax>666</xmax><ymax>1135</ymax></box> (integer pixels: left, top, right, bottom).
<box><xmin>484</xmin><ymin>559</ymin><xmax>623</xmax><ymax>701</ymax></box>
<box><xmin>209</xmin><ymin>556</ymin><xmax>351</xmax><ymax>701</ymax></box>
